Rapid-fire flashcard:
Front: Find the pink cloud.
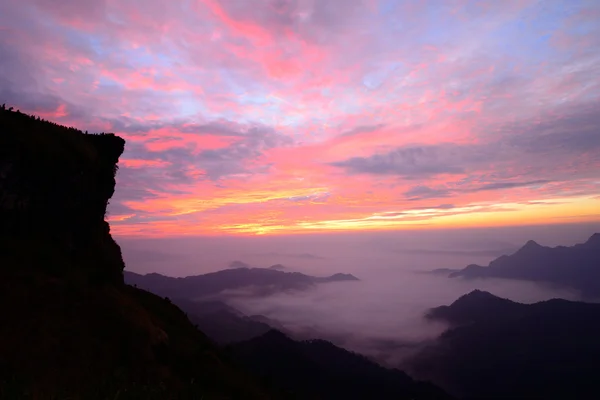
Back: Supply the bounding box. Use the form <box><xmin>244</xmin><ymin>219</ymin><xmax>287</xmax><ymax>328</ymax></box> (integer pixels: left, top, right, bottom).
<box><xmin>120</xmin><ymin>159</ymin><xmax>172</xmax><ymax>169</ymax></box>
<box><xmin>1</xmin><ymin>0</ymin><xmax>599</xmax><ymax>236</ymax></box>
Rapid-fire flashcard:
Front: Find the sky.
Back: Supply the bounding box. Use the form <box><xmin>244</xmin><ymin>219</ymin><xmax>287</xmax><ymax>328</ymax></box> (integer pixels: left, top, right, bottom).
<box><xmin>1</xmin><ymin>0</ymin><xmax>600</xmax><ymax>237</ymax></box>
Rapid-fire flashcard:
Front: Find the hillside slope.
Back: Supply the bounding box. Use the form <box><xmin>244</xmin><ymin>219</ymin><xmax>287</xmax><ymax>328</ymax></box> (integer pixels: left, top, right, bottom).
<box><xmin>408</xmin><ymin>290</ymin><xmax>600</xmax><ymax>399</ymax></box>
<box><xmin>0</xmin><ymin>106</ymin><xmax>269</xmax><ymax>399</ymax></box>
<box><xmin>227</xmin><ymin>330</ymin><xmax>454</xmax><ymax>400</ymax></box>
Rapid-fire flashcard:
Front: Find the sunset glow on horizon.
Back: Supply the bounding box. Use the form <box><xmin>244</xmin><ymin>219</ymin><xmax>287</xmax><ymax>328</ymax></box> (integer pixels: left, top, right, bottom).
<box><xmin>1</xmin><ymin>0</ymin><xmax>599</xmax><ymax>236</ymax></box>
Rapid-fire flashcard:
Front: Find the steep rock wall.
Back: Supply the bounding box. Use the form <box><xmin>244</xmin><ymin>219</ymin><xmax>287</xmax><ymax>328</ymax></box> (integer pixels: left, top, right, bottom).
<box><xmin>0</xmin><ymin>106</ymin><xmax>273</xmax><ymax>398</ymax></box>
<box><xmin>0</xmin><ymin>105</ymin><xmax>126</xmax><ymax>285</ymax></box>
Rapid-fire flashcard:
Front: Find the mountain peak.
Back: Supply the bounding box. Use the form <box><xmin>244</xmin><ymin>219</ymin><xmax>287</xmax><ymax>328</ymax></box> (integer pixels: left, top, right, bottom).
<box><xmin>450</xmin><ymin>289</ymin><xmax>517</xmax><ymax>309</ymax></box>
<box><xmin>451</xmin><ymin>234</ymin><xmax>600</xmax><ymax>298</ymax></box>
<box><xmin>329</xmin><ymin>273</ymin><xmax>359</xmax><ymax>281</ymax></box>
<box><xmin>257</xmin><ymin>329</ymin><xmax>293</xmax><ymax>345</ymax></box>
<box><xmin>516</xmin><ymin>239</ymin><xmax>543</xmax><ymax>254</ymax></box>
<box><xmin>585</xmin><ymin>233</ymin><xmax>600</xmax><ymax>247</ymax></box>
<box><xmin>524</xmin><ymin>239</ymin><xmax>541</xmax><ymax>248</ymax></box>
<box><xmin>427</xmin><ymin>290</ymin><xmax>522</xmax><ymax>325</ymax></box>
<box><xmin>458</xmin><ymin>289</ymin><xmax>499</xmax><ymax>302</ymax></box>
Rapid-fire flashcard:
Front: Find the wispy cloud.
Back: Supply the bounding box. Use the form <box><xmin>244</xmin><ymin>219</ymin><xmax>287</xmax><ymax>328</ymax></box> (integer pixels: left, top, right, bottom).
<box><xmin>1</xmin><ymin>0</ymin><xmax>599</xmax><ymax>235</ymax></box>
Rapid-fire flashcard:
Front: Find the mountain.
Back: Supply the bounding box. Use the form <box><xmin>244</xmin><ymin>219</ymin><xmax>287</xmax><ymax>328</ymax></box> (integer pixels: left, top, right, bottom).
<box><xmin>123</xmin><ymin>267</ymin><xmax>359</xmax><ymax>344</ymax></box>
<box><xmin>425</xmin><ymin>289</ymin><xmax>524</xmax><ymax>325</ymax></box>
<box><xmin>314</xmin><ymin>272</ymin><xmax>359</xmax><ymax>282</ymax></box>
<box><xmin>449</xmin><ymin>234</ymin><xmax>600</xmax><ymax>298</ymax></box>
<box><xmin>268</xmin><ymin>264</ymin><xmax>286</xmax><ymax>270</ymax></box>
<box><xmin>227</xmin><ymin>330</ymin><xmax>455</xmax><ymax>400</ymax></box>
<box><xmin>408</xmin><ymin>290</ymin><xmax>600</xmax><ymax>399</ymax></box>
<box><xmin>1</xmin><ymin>108</ymin><xmax>450</xmax><ymax>399</ymax></box>
<box><xmin>168</xmin><ymin>298</ymin><xmax>281</xmax><ymax>344</ymax></box>
<box><xmin>124</xmin><ymin>268</ymin><xmax>359</xmax><ymax>300</ymax></box>
<box><xmin>0</xmin><ymin>107</ymin><xmax>271</xmax><ymax>398</ymax></box>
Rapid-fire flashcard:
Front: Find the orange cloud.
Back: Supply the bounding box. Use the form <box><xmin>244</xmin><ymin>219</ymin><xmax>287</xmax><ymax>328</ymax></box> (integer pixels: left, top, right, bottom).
<box><xmin>4</xmin><ymin>0</ymin><xmax>599</xmax><ymax>238</ymax></box>
<box><xmin>120</xmin><ymin>159</ymin><xmax>172</xmax><ymax>168</ymax></box>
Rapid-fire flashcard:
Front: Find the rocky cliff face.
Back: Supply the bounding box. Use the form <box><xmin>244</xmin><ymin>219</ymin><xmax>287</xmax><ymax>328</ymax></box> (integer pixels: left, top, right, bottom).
<box><xmin>0</xmin><ymin>107</ymin><xmax>271</xmax><ymax>398</ymax></box>
<box><xmin>0</xmin><ymin>105</ymin><xmax>126</xmax><ymax>285</ymax></box>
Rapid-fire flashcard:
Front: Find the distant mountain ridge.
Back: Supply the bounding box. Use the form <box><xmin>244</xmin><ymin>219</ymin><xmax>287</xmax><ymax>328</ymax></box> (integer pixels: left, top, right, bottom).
<box><xmin>124</xmin><ymin>267</ymin><xmax>359</xmax><ymax>345</ymax></box>
<box><xmin>124</xmin><ymin>267</ymin><xmax>359</xmax><ymax>300</ymax></box>
<box><xmin>409</xmin><ymin>290</ymin><xmax>600</xmax><ymax>399</ymax></box>
<box><xmin>449</xmin><ymin>233</ymin><xmax>600</xmax><ymax>298</ymax></box>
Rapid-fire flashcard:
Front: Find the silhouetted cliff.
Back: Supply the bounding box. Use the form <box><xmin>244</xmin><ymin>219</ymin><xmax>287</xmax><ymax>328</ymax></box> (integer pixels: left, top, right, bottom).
<box><xmin>0</xmin><ymin>105</ymin><xmax>126</xmax><ymax>285</ymax></box>
<box><xmin>0</xmin><ymin>107</ymin><xmax>269</xmax><ymax>398</ymax></box>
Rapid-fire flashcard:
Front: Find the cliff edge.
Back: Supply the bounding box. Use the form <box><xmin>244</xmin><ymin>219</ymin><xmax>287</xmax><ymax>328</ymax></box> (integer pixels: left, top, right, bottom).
<box><xmin>0</xmin><ymin>105</ymin><xmax>125</xmax><ymax>285</ymax></box>
<box><xmin>0</xmin><ymin>106</ymin><xmax>268</xmax><ymax>399</ymax></box>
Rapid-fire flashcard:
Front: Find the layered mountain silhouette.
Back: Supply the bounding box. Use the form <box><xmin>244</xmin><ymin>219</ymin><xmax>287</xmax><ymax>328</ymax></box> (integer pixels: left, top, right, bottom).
<box><xmin>449</xmin><ymin>233</ymin><xmax>600</xmax><ymax>298</ymax></box>
<box><xmin>167</xmin><ymin>298</ymin><xmax>284</xmax><ymax>344</ymax></box>
<box><xmin>227</xmin><ymin>330</ymin><xmax>454</xmax><ymax>400</ymax></box>
<box><xmin>1</xmin><ymin>107</ymin><xmax>450</xmax><ymax>399</ymax></box>
<box><xmin>408</xmin><ymin>290</ymin><xmax>600</xmax><ymax>399</ymax></box>
<box><xmin>124</xmin><ymin>268</ymin><xmax>359</xmax><ymax>300</ymax></box>
<box><xmin>124</xmin><ymin>268</ymin><xmax>359</xmax><ymax>344</ymax></box>
<box><xmin>144</xmin><ymin>291</ymin><xmax>456</xmax><ymax>399</ymax></box>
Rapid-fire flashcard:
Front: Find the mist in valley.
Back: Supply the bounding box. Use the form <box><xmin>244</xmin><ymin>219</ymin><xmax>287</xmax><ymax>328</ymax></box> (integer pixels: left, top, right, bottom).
<box><xmin>227</xmin><ymin>269</ymin><xmax>580</xmax><ymax>366</ymax></box>
<box><xmin>120</xmin><ymin>223</ymin><xmax>595</xmax><ymax>366</ymax></box>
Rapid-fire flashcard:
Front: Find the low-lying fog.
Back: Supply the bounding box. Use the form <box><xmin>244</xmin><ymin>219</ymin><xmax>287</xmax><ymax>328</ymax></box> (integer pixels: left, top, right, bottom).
<box><xmin>120</xmin><ymin>223</ymin><xmax>596</xmax><ymax>366</ymax></box>
<box><xmin>228</xmin><ymin>271</ymin><xmax>580</xmax><ymax>365</ymax></box>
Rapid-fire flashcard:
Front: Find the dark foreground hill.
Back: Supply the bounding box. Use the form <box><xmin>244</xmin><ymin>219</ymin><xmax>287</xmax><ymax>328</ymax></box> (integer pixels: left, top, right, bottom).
<box><xmin>408</xmin><ymin>290</ymin><xmax>600</xmax><ymax>399</ymax></box>
<box><xmin>227</xmin><ymin>330</ymin><xmax>454</xmax><ymax>400</ymax></box>
<box><xmin>449</xmin><ymin>234</ymin><xmax>600</xmax><ymax>298</ymax></box>
<box><xmin>168</xmin><ymin>298</ymin><xmax>283</xmax><ymax>344</ymax></box>
<box><xmin>0</xmin><ymin>106</ymin><xmax>450</xmax><ymax>399</ymax></box>
<box><xmin>124</xmin><ymin>268</ymin><xmax>359</xmax><ymax>300</ymax></box>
